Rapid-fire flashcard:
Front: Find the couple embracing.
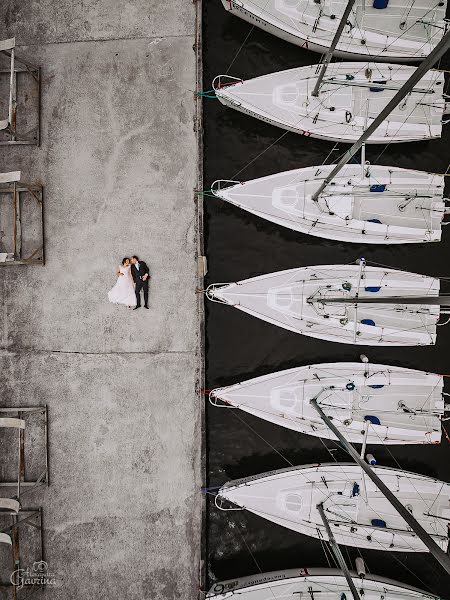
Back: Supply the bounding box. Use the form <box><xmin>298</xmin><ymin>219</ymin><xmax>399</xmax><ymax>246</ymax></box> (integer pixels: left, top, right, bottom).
<box><xmin>108</xmin><ymin>255</ymin><xmax>150</xmax><ymax>310</ymax></box>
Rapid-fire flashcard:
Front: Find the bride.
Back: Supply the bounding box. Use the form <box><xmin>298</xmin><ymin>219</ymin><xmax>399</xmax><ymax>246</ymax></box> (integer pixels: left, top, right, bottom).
<box><xmin>108</xmin><ymin>257</ymin><xmax>136</xmax><ymax>309</ymax></box>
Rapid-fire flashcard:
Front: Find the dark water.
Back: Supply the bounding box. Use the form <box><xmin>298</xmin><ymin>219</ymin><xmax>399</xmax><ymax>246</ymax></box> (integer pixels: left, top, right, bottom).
<box><xmin>203</xmin><ymin>1</ymin><xmax>450</xmax><ymax>596</ymax></box>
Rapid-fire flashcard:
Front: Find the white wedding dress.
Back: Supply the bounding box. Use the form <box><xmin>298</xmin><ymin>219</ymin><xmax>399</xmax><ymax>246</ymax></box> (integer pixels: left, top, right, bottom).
<box><xmin>108</xmin><ymin>265</ymin><xmax>136</xmax><ymax>307</ymax></box>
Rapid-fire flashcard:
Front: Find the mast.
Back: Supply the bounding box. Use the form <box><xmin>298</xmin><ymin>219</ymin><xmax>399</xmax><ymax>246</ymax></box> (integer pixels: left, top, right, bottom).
<box><xmin>311</xmin><ymin>0</ymin><xmax>358</xmax><ymax>97</ymax></box>
<box><xmin>352</xmin><ymin>258</ymin><xmax>365</xmax><ymax>343</ymax></box>
<box><xmin>309</xmin><ymin>295</ymin><xmax>450</xmax><ymax>305</ymax></box>
<box><xmin>317</xmin><ymin>503</ymin><xmax>361</xmax><ymax>600</ymax></box>
<box><xmin>311</xmin><ymin>29</ymin><xmax>450</xmax><ymax>202</ymax></box>
<box><xmin>361</xmin><ymin>99</ymin><xmax>369</xmax><ymax>178</ymax></box>
<box><xmin>310</xmin><ymin>398</ymin><xmax>450</xmax><ymax>576</ymax></box>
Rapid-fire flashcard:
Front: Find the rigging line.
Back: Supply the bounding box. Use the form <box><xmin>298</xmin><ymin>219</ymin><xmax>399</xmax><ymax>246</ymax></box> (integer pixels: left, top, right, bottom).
<box><xmin>221</xmin><ymin>468</ymin><xmax>412</xmax><ymax>598</ymax></box>
<box><xmin>219</xmin><ymin>286</ymin><xmax>440</xmax><ymax>306</ymax></box>
<box><xmin>226</xmin><ymin>127</ymin><xmax>361</xmax><ymax>192</ymax></box>
<box><xmin>224</xmin><ymin>0</ymin><xmax>274</xmax><ymax>74</ymax></box>
<box><xmin>230</xmin><ymin>128</ymin><xmax>291</xmax><ymax>181</ymax></box>
<box><xmin>443</xmin><ymin>154</ymin><xmax>450</xmax><ymax>176</ymax></box>
<box><xmin>231</xmin><ymin>116</ymin><xmax>356</xmax><ymax>179</ymax></box>
<box><xmin>311</xmin><ymin>400</ymin><xmax>448</xmax><ymax>556</ymax></box>
<box><xmin>331</xmin><ymin>55</ymin><xmax>430</xmax><ymax>91</ymax></box>
<box><xmin>309</xmin><ymin>365</ymin><xmax>384</xmax><ymax>382</ymax></box>
<box><xmin>312</xmin><ymin>293</ymin><xmax>440</xmax><ymax>306</ymax></box>
<box><xmin>327</xmin><ymin>544</ymin><xmax>341</xmax><ymax>571</ymax></box>
<box><xmin>227</xmin><ymin>514</ymin><xmax>263</xmax><ymax>582</ymax></box>
<box><xmin>222</xmin><ymin>305</ymin><xmax>438</xmax><ymax>341</ymax></box>
<box><xmin>220</xmin><ymin>81</ymin><xmax>368</xmax><ymax>137</ymax></box>
<box><xmin>365</xmin><ymin>1</ymin><xmax>445</xmax><ymax>56</ymax></box>
<box><xmin>417</xmin><ymin>375</ymin><xmax>442</xmax><ymax>412</ymax></box>
<box><xmin>221</xmin><ymin>466</ymin><xmax>327</xmax><ymax>487</ymax></box>
<box><xmin>312</xmin><ymin>438</ymin><xmax>450</xmax><ymax>554</ymax></box>
<box><xmin>278</xmin><ymin>0</ymin><xmax>316</xmax><ymax>38</ymax></box>
<box><xmin>385</xmin><ymin>551</ymin><xmax>439</xmax><ymax>594</ymax></box>
<box><xmin>317</xmin><ymin>505</ymin><xmax>363</xmax><ymax>600</ymax></box>
<box><xmin>243</xmin><ymin>0</ymin><xmax>443</xmax><ymax>64</ymax></box>
<box><xmin>310</xmin><ymin>435</ymin><xmax>412</xmax><ymax>544</ymax></box>
<box><xmin>204</xmin><ymin>489</ymin><xmax>223</xmax><ymax>497</ymax></box>
<box><xmin>223</xmin><ymin>156</ymin><xmax>392</xmax><ymax>202</ymax></box>
<box><xmin>357</xmin><ymin>533</ymin><xmax>436</xmax><ymax>592</ymax></box>
<box><xmin>322</xmin><ymin>141</ymin><xmax>341</xmax><ymax>166</ymax></box>
<box><xmin>239</xmin><ymin>0</ymin><xmax>312</xmax><ymax>38</ymax></box>
<box><xmin>225</xmin><ymin>77</ymin><xmax>366</xmax><ymax>181</ymax></box>
<box><xmin>312</xmin><ymin>435</ymin><xmax>438</xmax><ymax>556</ymax></box>
<box><xmin>223</xmin><ymin>382</ymin><xmax>441</xmax><ymax>434</ymax></box>
<box><xmin>218</xmin><ymin>194</ymin><xmax>353</xmax><ymax>225</ymax></box>
<box><xmin>365</xmin><ymin>259</ymin><xmax>450</xmax><ymax>282</ymax></box>
<box><xmin>229</xmin><ymin>522</ymin><xmax>259</xmax><ymax>576</ymax></box>
<box><xmin>221</xmin><ymin>488</ymin><xmax>419</xmax><ymax>549</ymax></box>
<box><xmin>400</xmin><ymin>0</ymin><xmax>417</xmax><ymax>23</ymax></box>
<box><xmin>217</xmin><ymin>260</ymin><xmax>445</xmax><ymax>286</ymax></box>
<box><xmin>420</xmin><ymin>203</ymin><xmax>433</xmax><ymax>236</ymax></box>
<box><xmin>367</xmin><ymin>426</ymin><xmax>445</xmax><ymax>523</ymax></box>
<box><xmin>354</xmin><ymin>548</ymin><xmax>430</xmax><ymax>596</ymax></box>
<box><xmin>343</xmin><ymin>543</ymin><xmax>354</xmax><ymax>577</ymax></box>
<box><xmin>427</xmin><ymin>481</ymin><xmax>446</xmax><ymax>515</ymax></box>
<box><xmin>277</xmin><ymin>162</ymin><xmax>398</xmax><ymax>204</ymax></box>
<box><xmin>374</xmin><ymin>81</ymin><xmax>444</xmax><ymax>164</ymax></box>
<box><xmin>354</xmin><ymin>71</ymin><xmax>444</xmax><ymax>168</ymax></box>
<box><xmin>317</xmin><ymin>429</ymin><xmax>346</xmax><ymax>460</ymax></box>
<box><xmin>319</xmin><ymin>534</ymin><xmax>335</xmax><ymax>569</ymax></box>
<box><xmin>327</xmin><ymin>1</ymin><xmax>443</xmax><ymax>71</ymax></box>
<box><xmin>317</xmin><ymin>530</ymin><xmax>356</xmax><ymax>579</ymax></box>
<box><xmin>229</xmin><ymin>408</ymin><xmax>295</xmax><ymax>468</ymax></box>
<box><xmin>226</xmin><ymin>410</ymin><xmax>343</xmax><ymax>490</ymax></box>
<box><xmin>311</xmin><ymin>398</ymin><xmax>440</xmax><ymax>504</ymax></box>
<box><xmin>229</xmin><ymin>524</ymin><xmax>289</xmax><ymax>600</ymax></box>
<box><xmin>225</xmin><ymin>26</ymin><xmax>256</xmax><ymax>74</ymax></box>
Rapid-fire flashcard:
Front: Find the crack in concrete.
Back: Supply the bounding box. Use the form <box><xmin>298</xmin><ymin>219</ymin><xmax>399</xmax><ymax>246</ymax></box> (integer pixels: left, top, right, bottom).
<box><xmin>0</xmin><ymin>349</ymin><xmax>195</xmax><ymax>356</ymax></box>
<box><xmin>93</xmin><ymin>79</ymin><xmax>157</xmax><ymax>224</ymax></box>
<box><xmin>1</xmin><ymin>278</ymin><xmax>7</xmax><ymax>346</ymax></box>
<box><xmin>14</xmin><ymin>33</ymin><xmax>197</xmax><ymax>49</ymax></box>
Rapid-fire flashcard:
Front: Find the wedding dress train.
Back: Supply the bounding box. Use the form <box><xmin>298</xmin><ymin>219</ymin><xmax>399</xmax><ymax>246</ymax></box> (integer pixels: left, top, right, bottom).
<box><xmin>108</xmin><ymin>265</ymin><xmax>136</xmax><ymax>307</ymax></box>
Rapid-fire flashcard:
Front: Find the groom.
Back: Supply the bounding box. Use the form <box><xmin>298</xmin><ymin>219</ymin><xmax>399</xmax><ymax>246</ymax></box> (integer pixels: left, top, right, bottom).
<box><xmin>130</xmin><ymin>255</ymin><xmax>150</xmax><ymax>310</ymax></box>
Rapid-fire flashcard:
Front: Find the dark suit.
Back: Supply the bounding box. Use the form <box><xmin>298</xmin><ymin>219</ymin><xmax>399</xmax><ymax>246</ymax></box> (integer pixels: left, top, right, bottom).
<box><xmin>131</xmin><ymin>261</ymin><xmax>150</xmax><ymax>307</ymax></box>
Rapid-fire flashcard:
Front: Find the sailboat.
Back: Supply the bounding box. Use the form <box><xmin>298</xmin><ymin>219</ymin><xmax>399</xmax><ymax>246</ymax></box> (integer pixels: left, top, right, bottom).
<box><xmin>210</xmin><ymin>361</ymin><xmax>446</xmax><ymax>444</ymax></box>
<box><xmin>215</xmin><ymin>463</ymin><xmax>450</xmax><ymax>552</ymax></box>
<box><xmin>211</xmin><ymin>11</ymin><xmax>450</xmax><ymax>243</ymax></box>
<box><xmin>212</xmin><ymin>165</ymin><xmax>449</xmax><ymax>244</ymax></box>
<box><xmin>213</xmin><ymin>64</ymin><xmax>450</xmax><ymax>143</ymax></box>
<box><xmin>206</xmin><ymin>260</ymin><xmax>447</xmax><ymax>346</ymax></box>
<box><xmin>220</xmin><ymin>0</ymin><xmax>448</xmax><ymax>61</ymax></box>
<box><xmin>207</xmin><ymin>567</ymin><xmax>442</xmax><ymax>600</ymax></box>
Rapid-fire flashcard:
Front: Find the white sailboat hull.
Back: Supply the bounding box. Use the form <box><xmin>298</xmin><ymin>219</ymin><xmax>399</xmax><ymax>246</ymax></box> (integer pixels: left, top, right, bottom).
<box><xmin>207</xmin><ymin>264</ymin><xmax>440</xmax><ymax>346</ymax></box>
<box><xmin>207</xmin><ymin>567</ymin><xmax>441</xmax><ymax>599</ymax></box>
<box><xmin>217</xmin><ymin>463</ymin><xmax>450</xmax><ymax>552</ymax></box>
<box><xmin>214</xmin><ymin>64</ymin><xmax>447</xmax><ymax>143</ymax></box>
<box><xmin>213</xmin><ymin>165</ymin><xmax>447</xmax><ymax>244</ymax></box>
<box><xmin>211</xmin><ymin>362</ymin><xmax>444</xmax><ymax>444</ymax></box>
<box><xmin>221</xmin><ymin>0</ymin><xmax>447</xmax><ymax>62</ymax></box>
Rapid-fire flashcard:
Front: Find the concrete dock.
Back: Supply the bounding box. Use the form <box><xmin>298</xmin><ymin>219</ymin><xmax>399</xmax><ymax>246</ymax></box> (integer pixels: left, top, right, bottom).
<box><xmin>0</xmin><ymin>2</ymin><xmax>203</xmax><ymax>598</ymax></box>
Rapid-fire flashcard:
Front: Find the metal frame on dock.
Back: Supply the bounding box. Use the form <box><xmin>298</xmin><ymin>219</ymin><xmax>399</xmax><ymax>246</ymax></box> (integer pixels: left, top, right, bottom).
<box><xmin>0</xmin><ymin>406</ymin><xmax>49</xmax><ymax>499</ymax></box>
<box><xmin>0</xmin><ymin>506</ymin><xmax>45</xmax><ymax>599</ymax></box>
<box><xmin>0</xmin><ymin>37</ymin><xmax>40</xmax><ymax>146</ymax></box>
<box><xmin>0</xmin><ymin>172</ymin><xmax>44</xmax><ymax>266</ymax></box>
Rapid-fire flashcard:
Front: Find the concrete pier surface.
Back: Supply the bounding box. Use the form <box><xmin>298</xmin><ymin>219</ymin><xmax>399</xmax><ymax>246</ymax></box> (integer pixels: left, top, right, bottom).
<box><xmin>0</xmin><ymin>2</ymin><xmax>203</xmax><ymax>599</ymax></box>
